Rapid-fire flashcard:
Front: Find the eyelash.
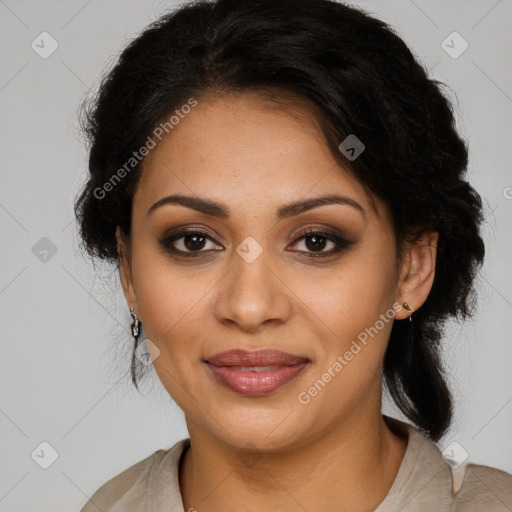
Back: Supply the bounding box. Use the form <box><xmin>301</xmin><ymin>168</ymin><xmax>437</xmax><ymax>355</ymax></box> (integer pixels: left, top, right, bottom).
<box><xmin>159</xmin><ymin>227</ymin><xmax>352</xmax><ymax>260</ymax></box>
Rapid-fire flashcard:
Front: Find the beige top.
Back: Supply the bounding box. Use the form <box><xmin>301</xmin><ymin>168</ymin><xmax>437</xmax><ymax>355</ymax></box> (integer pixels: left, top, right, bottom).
<box><xmin>80</xmin><ymin>418</ymin><xmax>512</xmax><ymax>511</ymax></box>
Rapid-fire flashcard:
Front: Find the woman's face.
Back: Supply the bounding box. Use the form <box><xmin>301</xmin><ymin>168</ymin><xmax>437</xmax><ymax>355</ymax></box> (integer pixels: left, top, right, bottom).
<box><xmin>118</xmin><ymin>92</ymin><xmax>421</xmax><ymax>450</ymax></box>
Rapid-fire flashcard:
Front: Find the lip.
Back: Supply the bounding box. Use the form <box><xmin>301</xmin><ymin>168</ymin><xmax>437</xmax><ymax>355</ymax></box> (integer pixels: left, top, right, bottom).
<box><xmin>207</xmin><ymin>349</ymin><xmax>309</xmax><ymax>366</ymax></box>
<box><xmin>205</xmin><ymin>349</ymin><xmax>310</xmax><ymax>397</ymax></box>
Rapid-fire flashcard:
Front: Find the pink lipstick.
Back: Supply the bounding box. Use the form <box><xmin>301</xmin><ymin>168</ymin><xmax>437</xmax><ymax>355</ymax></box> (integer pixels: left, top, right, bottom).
<box><xmin>205</xmin><ymin>349</ymin><xmax>310</xmax><ymax>397</ymax></box>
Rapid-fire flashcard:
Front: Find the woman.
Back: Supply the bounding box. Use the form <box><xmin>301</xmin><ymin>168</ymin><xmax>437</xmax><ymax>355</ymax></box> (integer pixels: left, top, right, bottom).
<box><xmin>75</xmin><ymin>0</ymin><xmax>512</xmax><ymax>510</ymax></box>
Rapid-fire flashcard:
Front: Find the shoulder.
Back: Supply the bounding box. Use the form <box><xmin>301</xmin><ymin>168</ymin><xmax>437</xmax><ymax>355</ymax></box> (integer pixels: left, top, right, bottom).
<box><xmin>80</xmin><ymin>451</ymin><xmax>158</xmax><ymax>512</ymax></box>
<box><xmin>80</xmin><ymin>439</ymin><xmax>189</xmax><ymax>512</ymax></box>
<box><xmin>452</xmin><ymin>462</ymin><xmax>512</xmax><ymax>511</ymax></box>
<box><xmin>379</xmin><ymin>417</ymin><xmax>512</xmax><ymax>511</ymax></box>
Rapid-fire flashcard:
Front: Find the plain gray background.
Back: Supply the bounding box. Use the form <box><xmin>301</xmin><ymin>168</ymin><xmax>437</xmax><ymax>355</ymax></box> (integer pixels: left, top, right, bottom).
<box><xmin>0</xmin><ymin>0</ymin><xmax>511</xmax><ymax>510</ymax></box>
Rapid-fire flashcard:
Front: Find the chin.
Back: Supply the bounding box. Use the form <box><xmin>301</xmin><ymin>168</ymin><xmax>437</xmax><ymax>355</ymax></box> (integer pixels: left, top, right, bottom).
<box><xmin>205</xmin><ymin>402</ymin><xmax>310</xmax><ymax>452</ymax></box>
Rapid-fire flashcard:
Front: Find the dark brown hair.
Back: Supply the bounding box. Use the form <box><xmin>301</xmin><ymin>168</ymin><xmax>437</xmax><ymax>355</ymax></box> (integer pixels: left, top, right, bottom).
<box><xmin>74</xmin><ymin>0</ymin><xmax>486</xmax><ymax>441</ymax></box>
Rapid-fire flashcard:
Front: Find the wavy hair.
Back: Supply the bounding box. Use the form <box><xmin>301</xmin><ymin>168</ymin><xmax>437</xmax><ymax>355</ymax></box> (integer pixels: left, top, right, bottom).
<box><xmin>74</xmin><ymin>0</ymin><xmax>486</xmax><ymax>441</ymax></box>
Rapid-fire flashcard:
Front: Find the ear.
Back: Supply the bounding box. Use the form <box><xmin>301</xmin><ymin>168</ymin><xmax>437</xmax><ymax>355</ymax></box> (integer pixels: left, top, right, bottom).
<box><xmin>395</xmin><ymin>230</ymin><xmax>438</xmax><ymax>320</ymax></box>
<box><xmin>116</xmin><ymin>226</ymin><xmax>139</xmax><ymax>315</ymax></box>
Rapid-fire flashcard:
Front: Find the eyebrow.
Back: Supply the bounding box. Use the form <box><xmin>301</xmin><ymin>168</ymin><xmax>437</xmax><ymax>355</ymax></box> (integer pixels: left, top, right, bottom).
<box><xmin>147</xmin><ymin>193</ymin><xmax>366</xmax><ymax>220</ymax></box>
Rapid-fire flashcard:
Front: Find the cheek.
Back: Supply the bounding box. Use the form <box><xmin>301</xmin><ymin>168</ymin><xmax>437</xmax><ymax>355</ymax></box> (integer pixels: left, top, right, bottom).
<box><xmin>294</xmin><ymin>245</ymin><xmax>397</xmax><ymax>342</ymax></box>
<box><xmin>290</xmin><ymin>241</ymin><xmax>398</xmax><ymax>400</ymax></box>
<box><xmin>132</xmin><ymin>255</ymin><xmax>210</xmax><ymax>408</ymax></box>
<box><xmin>131</xmin><ymin>246</ymin><xmax>212</xmax><ymax>358</ymax></box>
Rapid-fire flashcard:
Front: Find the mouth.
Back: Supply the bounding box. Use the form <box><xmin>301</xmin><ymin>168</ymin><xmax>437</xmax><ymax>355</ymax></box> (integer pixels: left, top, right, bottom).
<box><xmin>204</xmin><ymin>349</ymin><xmax>310</xmax><ymax>397</ymax></box>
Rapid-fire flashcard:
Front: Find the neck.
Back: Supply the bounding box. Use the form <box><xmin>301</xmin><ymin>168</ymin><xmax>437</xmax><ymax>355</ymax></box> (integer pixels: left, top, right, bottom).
<box><xmin>179</xmin><ymin>411</ymin><xmax>408</xmax><ymax>512</ymax></box>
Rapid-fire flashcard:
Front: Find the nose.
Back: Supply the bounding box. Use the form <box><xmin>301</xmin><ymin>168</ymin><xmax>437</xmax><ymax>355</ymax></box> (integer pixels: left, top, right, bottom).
<box><xmin>213</xmin><ymin>245</ymin><xmax>292</xmax><ymax>333</ymax></box>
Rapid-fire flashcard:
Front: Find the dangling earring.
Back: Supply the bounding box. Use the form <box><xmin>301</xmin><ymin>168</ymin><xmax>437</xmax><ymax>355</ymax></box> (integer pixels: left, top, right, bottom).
<box><xmin>130</xmin><ymin>307</ymin><xmax>141</xmax><ymax>338</ymax></box>
<box><xmin>402</xmin><ymin>302</ymin><xmax>415</xmax><ymax>323</ymax></box>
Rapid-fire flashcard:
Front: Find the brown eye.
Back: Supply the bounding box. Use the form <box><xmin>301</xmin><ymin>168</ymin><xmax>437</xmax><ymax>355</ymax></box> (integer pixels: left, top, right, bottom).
<box><xmin>289</xmin><ymin>229</ymin><xmax>352</xmax><ymax>258</ymax></box>
<box><xmin>303</xmin><ymin>234</ymin><xmax>330</xmax><ymax>252</ymax></box>
<box><xmin>160</xmin><ymin>230</ymin><xmax>223</xmax><ymax>257</ymax></box>
<box><xmin>183</xmin><ymin>233</ymin><xmax>207</xmax><ymax>251</ymax></box>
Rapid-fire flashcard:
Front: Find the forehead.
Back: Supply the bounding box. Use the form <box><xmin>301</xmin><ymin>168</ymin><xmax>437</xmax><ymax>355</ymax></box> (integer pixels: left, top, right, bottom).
<box><xmin>134</xmin><ymin>92</ymin><xmax>380</xmax><ymax>220</ymax></box>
